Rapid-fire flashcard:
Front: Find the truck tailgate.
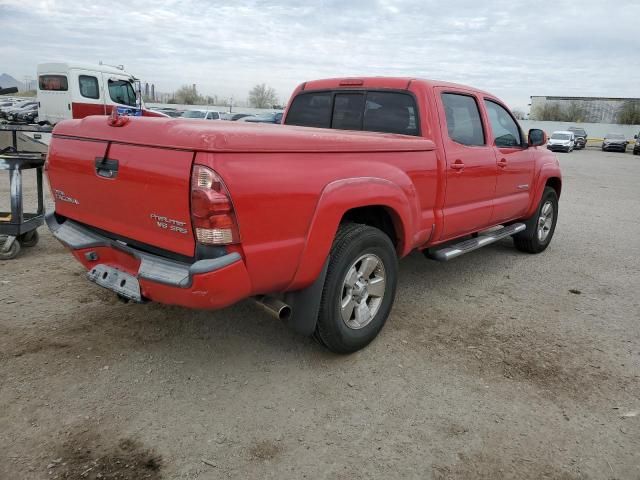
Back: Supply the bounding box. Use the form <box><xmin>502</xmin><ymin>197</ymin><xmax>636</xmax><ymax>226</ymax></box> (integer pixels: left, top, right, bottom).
<box><xmin>47</xmin><ymin>137</ymin><xmax>195</xmax><ymax>257</ymax></box>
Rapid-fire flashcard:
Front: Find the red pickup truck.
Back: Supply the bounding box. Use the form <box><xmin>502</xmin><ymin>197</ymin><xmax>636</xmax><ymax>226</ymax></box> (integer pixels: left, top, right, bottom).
<box><xmin>46</xmin><ymin>77</ymin><xmax>561</xmax><ymax>353</ymax></box>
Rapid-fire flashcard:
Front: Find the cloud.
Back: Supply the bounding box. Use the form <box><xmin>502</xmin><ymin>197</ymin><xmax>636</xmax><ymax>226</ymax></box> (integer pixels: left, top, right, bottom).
<box><xmin>1</xmin><ymin>0</ymin><xmax>638</xmax><ymax>109</ymax></box>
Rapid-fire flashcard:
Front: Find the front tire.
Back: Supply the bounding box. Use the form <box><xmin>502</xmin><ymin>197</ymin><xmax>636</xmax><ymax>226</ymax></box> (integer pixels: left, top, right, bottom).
<box><xmin>514</xmin><ymin>187</ymin><xmax>559</xmax><ymax>254</ymax></box>
<box><xmin>314</xmin><ymin>223</ymin><xmax>398</xmax><ymax>354</ymax></box>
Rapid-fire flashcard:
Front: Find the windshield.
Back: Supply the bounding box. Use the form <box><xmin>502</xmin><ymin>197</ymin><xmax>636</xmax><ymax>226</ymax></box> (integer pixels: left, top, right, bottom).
<box><xmin>182</xmin><ymin>110</ymin><xmax>206</xmax><ymax>118</ymax></box>
<box><xmin>108</xmin><ymin>79</ymin><xmax>137</xmax><ymax>107</ymax></box>
<box><xmin>606</xmin><ymin>134</ymin><xmax>624</xmax><ymax>139</ymax></box>
<box><xmin>551</xmin><ymin>133</ymin><xmax>571</xmax><ymax>140</ymax></box>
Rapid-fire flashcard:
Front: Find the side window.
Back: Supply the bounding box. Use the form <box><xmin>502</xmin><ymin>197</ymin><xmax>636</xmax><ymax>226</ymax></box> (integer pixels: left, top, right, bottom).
<box><xmin>285</xmin><ymin>92</ymin><xmax>332</xmax><ymax>128</ymax></box>
<box><xmin>441</xmin><ymin>93</ymin><xmax>485</xmax><ymax>146</ymax></box>
<box><xmin>363</xmin><ymin>92</ymin><xmax>419</xmax><ymax>136</ymax></box>
<box><xmin>108</xmin><ymin>79</ymin><xmax>137</xmax><ymax>107</ymax></box>
<box><xmin>79</xmin><ymin>75</ymin><xmax>99</xmax><ymax>99</ymax></box>
<box><xmin>484</xmin><ymin>100</ymin><xmax>522</xmax><ymax>147</ymax></box>
<box><xmin>39</xmin><ymin>75</ymin><xmax>68</xmax><ymax>91</ymax></box>
<box><xmin>332</xmin><ymin>93</ymin><xmax>365</xmax><ymax>130</ymax></box>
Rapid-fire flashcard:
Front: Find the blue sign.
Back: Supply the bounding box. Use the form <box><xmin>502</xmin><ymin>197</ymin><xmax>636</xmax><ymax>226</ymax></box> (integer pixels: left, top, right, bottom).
<box><xmin>115</xmin><ymin>106</ymin><xmax>142</xmax><ymax>117</ymax></box>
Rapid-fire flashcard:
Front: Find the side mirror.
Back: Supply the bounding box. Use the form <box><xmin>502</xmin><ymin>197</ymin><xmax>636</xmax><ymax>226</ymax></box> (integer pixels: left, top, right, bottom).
<box><xmin>528</xmin><ymin>128</ymin><xmax>547</xmax><ymax>147</ymax></box>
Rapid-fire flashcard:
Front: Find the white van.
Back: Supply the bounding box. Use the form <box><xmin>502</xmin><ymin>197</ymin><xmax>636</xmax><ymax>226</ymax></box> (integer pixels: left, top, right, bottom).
<box><xmin>37</xmin><ymin>62</ymin><xmax>163</xmax><ymax>125</ymax></box>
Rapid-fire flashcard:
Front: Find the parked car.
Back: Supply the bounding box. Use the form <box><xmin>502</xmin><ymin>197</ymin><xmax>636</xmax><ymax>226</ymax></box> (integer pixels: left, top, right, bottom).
<box><xmin>547</xmin><ymin>131</ymin><xmax>575</xmax><ymax>152</ymax></box>
<box><xmin>241</xmin><ymin>112</ymin><xmax>283</xmax><ymax>124</ymax></box>
<box><xmin>162</xmin><ymin>109</ymin><xmax>185</xmax><ymax>118</ymax></box>
<box><xmin>634</xmin><ymin>133</ymin><xmax>640</xmax><ymax>155</ymax></box>
<box><xmin>181</xmin><ymin>109</ymin><xmax>221</xmax><ymax>120</ymax></box>
<box><xmin>14</xmin><ymin>104</ymin><xmax>39</xmax><ymax>123</ymax></box>
<box><xmin>567</xmin><ymin>126</ymin><xmax>587</xmax><ymax>149</ymax></box>
<box><xmin>5</xmin><ymin>102</ymin><xmax>38</xmax><ymax>122</ymax></box>
<box><xmin>0</xmin><ymin>100</ymin><xmax>36</xmax><ymax>119</ymax></box>
<box><xmin>602</xmin><ymin>133</ymin><xmax>628</xmax><ymax>152</ymax></box>
<box><xmin>149</xmin><ymin>107</ymin><xmax>182</xmax><ymax>118</ymax></box>
<box><xmin>46</xmin><ymin>76</ymin><xmax>561</xmax><ymax>353</ymax></box>
<box><xmin>229</xmin><ymin>113</ymin><xmax>252</xmax><ymax>121</ymax></box>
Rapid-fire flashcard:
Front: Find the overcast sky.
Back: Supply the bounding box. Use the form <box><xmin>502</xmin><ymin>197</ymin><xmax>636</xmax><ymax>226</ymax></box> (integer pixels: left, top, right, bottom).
<box><xmin>1</xmin><ymin>0</ymin><xmax>639</xmax><ymax>110</ymax></box>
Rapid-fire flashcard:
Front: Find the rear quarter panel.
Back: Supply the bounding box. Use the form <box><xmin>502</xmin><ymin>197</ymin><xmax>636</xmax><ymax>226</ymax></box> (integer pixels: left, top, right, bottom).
<box><xmin>198</xmin><ymin>148</ymin><xmax>438</xmax><ymax>293</ymax></box>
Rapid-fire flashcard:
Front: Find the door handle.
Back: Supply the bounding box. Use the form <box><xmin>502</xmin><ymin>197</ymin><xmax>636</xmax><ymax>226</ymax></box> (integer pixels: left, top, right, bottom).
<box><xmin>498</xmin><ymin>158</ymin><xmax>508</xmax><ymax>168</ymax></box>
<box><xmin>451</xmin><ymin>160</ymin><xmax>465</xmax><ymax>170</ymax></box>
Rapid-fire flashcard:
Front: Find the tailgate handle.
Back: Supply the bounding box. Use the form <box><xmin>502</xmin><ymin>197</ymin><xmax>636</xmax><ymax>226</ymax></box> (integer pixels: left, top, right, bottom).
<box><xmin>95</xmin><ymin>156</ymin><xmax>119</xmax><ymax>179</ymax></box>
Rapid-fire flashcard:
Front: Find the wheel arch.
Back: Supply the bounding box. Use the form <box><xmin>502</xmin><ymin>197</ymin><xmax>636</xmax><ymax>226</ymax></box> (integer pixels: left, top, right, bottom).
<box><xmin>285</xmin><ymin>177</ymin><xmax>417</xmax><ymax>291</ymax></box>
<box><xmin>545</xmin><ymin>176</ymin><xmax>562</xmax><ymax>198</ymax></box>
<box><xmin>525</xmin><ymin>163</ymin><xmax>562</xmax><ymax>219</ymax></box>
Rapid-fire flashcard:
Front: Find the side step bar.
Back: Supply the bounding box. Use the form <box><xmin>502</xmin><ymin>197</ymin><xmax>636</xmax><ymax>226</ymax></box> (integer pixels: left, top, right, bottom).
<box><xmin>426</xmin><ymin>223</ymin><xmax>526</xmax><ymax>261</ymax></box>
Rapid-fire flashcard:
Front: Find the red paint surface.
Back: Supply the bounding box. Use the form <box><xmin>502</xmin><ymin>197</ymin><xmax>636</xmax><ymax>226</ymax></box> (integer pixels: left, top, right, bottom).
<box><xmin>48</xmin><ymin>77</ymin><xmax>562</xmax><ymax>308</ymax></box>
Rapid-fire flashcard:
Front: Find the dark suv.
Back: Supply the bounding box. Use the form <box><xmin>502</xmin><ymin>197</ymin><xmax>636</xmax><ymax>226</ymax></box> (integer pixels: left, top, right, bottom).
<box><xmin>634</xmin><ymin>133</ymin><xmax>640</xmax><ymax>155</ymax></box>
<box><xmin>567</xmin><ymin>126</ymin><xmax>587</xmax><ymax>149</ymax></box>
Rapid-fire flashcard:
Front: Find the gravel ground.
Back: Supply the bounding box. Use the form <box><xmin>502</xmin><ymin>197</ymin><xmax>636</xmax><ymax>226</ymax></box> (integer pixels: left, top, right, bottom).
<box><xmin>1</xmin><ymin>146</ymin><xmax>639</xmax><ymax>479</ymax></box>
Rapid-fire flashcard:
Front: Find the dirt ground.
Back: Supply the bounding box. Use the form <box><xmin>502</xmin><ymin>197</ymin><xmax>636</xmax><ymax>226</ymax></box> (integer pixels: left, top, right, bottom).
<box><xmin>1</xmin><ymin>146</ymin><xmax>639</xmax><ymax>479</ymax></box>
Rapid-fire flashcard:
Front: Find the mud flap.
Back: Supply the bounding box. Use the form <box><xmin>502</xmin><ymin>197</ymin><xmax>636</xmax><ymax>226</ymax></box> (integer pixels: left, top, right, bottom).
<box><xmin>284</xmin><ymin>258</ymin><xmax>329</xmax><ymax>336</ymax></box>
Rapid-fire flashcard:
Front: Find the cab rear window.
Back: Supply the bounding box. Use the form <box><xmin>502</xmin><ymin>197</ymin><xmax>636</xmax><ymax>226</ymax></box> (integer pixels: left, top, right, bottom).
<box><xmin>39</xmin><ymin>75</ymin><xmax>68</xmax><ymax>91</ymax></box>
<box><xmin>285</xmin><ymin>90</ymin><xmax>419</xmax><ymax>136</ymax></box>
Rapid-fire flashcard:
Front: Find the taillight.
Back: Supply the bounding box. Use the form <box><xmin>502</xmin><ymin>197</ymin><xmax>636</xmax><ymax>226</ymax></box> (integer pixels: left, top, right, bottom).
<box><xmin>190</xmin><ymin>165</ymin><xmax>240</xmax><ymax>245</ymax></box>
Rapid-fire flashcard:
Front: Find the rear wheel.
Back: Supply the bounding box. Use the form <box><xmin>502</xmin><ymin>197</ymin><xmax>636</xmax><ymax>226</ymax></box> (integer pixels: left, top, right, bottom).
<box><xmin>514</xmin><ymin>187</ymin><xmax>558</xmax><ymax>254</ymax></box>
<box><xmin>314</xmin><ymin>223</ymin><xmax>398</xmax><ymax>354</ymax></box>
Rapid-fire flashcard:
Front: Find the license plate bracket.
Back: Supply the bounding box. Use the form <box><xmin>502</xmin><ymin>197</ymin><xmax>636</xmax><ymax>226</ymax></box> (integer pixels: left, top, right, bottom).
<box><xmin>87</xmin><ymin>264</ymin><xmax>142</xmax><ymax>302</ymax></box>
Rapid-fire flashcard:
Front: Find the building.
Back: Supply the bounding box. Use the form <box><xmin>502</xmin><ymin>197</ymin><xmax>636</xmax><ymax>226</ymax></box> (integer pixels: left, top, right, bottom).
<box><xmin>530</xmin><ymin>96</ymin><xmax>640</xmax><ymax>123</ymax></box>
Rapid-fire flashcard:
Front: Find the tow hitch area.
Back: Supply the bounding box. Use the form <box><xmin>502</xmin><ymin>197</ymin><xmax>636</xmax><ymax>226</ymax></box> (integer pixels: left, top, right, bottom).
<box><xmin>87</xmin><ymin>264</ymin><xmax>143</xmax><ymax>302</ymax></box>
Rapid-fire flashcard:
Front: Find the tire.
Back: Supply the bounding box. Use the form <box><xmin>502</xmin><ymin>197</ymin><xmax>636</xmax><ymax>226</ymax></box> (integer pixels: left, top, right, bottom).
<box><xmin>314</xmin><ymin>223</ymin><xmax>398</xmax><ymax>354</ymax></box>
<box><xmin>514</xmin><ymin>187</ymin><xmax>559</xmax><ymax>254</ymax></box>
<box><xmin>19</xmin><ymin>230</ymin><xmax>39</xmax><ymax>247</ymax></box>
<box><xmin>0</xmin><ymin>238</ymin><xmax>21</xmax><ymax>260</ymax></box>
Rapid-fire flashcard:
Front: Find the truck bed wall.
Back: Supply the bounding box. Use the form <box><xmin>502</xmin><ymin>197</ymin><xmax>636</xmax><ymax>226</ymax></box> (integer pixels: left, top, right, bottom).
<box><xmin>199</xmin><ymin>149</ymin><xmax>439</xmax><ymax>293</ymax></box>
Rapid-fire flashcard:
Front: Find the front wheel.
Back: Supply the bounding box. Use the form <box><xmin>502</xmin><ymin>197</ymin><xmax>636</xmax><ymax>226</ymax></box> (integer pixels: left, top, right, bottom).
<box><xmin>314</xmin><ymin>223</ymin><xmax>398</xmax><ymax>354</ymax></box>
<box><xmin>514</xmin><ymin>187</ymin><xmax>559</xmax><ymax>254</ymax></box>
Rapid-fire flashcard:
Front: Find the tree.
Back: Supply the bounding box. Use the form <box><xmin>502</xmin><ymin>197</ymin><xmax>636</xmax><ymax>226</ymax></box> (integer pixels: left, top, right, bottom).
<box><xmin>531</xmin><ymin>102</ymin><xmax>565</xmax><ymax>121</ymax></box>
<box><xmin>617</xmin><ymin>101</ymin><xmax>640</xmax><ymax>125</ymax></box>
<box><xmin>512</xmin><ymin>109</ymin><xmax>526</xmax><ymax>120</ymax></box>
<box><xmin>248</xmin><ymin>84</ymin><xmax>278</xmax><ymax>108</ymax></box>
<box><xmin>173</xmin><ymin>85</ymin><xmax>204</xmax><ymax>105</ymax></box>
<box><xmin>564</xmin><ymin>101</ymin><xmax>586</xmax><ymax>122</ymax></box>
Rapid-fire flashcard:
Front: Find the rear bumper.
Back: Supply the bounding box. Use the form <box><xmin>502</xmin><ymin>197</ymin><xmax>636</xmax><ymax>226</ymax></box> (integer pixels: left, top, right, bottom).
<box><xmin>46</xmin><ymin>213</ymin><xmax>252</xmax><ymax>309</ymax></box>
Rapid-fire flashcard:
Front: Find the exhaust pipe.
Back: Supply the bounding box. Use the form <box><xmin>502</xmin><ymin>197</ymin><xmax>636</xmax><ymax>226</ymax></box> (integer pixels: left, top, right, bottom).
<box><xmin>254</xmin><ymin>295</ymin><xmax>292</xmax><ymax>322</ymax></box>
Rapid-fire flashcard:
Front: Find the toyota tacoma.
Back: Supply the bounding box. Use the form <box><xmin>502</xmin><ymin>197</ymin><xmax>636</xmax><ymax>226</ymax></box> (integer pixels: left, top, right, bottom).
<box><xmin>46</xmin><ymin>77</ymin><xmax>562</xmax><ymax>353</ymax></box>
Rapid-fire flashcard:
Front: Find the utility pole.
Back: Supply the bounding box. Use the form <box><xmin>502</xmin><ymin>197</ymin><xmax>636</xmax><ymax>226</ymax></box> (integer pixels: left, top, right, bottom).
<box><xmin>23</xmin><ymin>75</ymin><xmax>33</xmax><ymax>91</ymax></box>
